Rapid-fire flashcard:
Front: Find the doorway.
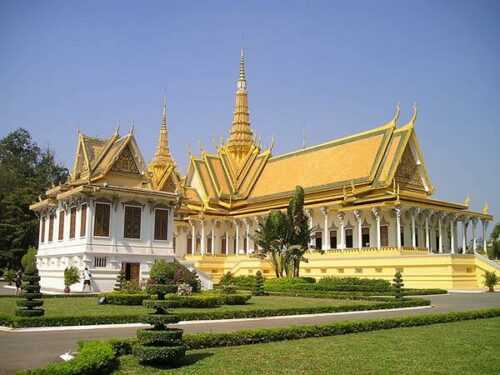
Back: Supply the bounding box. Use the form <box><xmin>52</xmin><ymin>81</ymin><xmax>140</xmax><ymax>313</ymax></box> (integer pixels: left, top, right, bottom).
<box><xmin>123</xmin><ymin>262</ymin><xmax>140</xmax><ymax>284</ymax></box>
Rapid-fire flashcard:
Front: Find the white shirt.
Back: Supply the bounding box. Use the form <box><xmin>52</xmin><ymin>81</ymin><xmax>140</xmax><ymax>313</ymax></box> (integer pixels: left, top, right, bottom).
<box><xmin>83</xmin><ymin>270</ymin><xmax>91</xmax><ymax>281</ymax></box>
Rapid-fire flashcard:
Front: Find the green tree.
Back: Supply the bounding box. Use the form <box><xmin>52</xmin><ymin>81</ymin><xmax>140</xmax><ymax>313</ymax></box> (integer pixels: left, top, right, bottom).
<box><xmin>284</xmin><ymin>186</ymin><xmax>311</xmax><ymax>277</ymax></box>
<box><xmin>487</xmin><ymin>223</ymin><xmax>500</xmax><ymax>259</ymax></box>
<box><xmin>0</xmin><ymin>129</ymin><xmax>68</xmax><ymax>269</ymax></box>
<box><xmin>254</xmin><ymin>186</ymin><xmax>312</xmax><ymax>278</ymax></box>
<box><xmin>254</xmin><ymin>211</ymin><xmax>289</xmax><ymax>277</ymax></box>
<box><xmin>21</xmin><ymin>247</ymin><xmax>37</xmax><ymax>270</ymax></box>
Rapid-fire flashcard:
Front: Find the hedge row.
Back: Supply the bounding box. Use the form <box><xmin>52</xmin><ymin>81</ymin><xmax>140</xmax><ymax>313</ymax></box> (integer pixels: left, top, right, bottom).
<box><xmin>105</xmin><ymin>307</ymin><xmax>500</xmax><ymax>355</ymax></box>
<box><xmin>0</xmin><ymin>298</ymin><xmax>428</xmax><ymax>328</ymax></box>
<box><xmin>0</xmin><ymin>294</ymin><xmax>99</xmax><ymax>299</ymax></box>
<box><xmin>102</xmin><ymin>292</ymin><xmax>252</xmax><ymax>307</ymax></box>
<box><xmin>18</xmin><ymin>340</ymin><xmax>116</xmax><ymax>375</ymax></box>
<box><xmin>102</xmin><ymin>293</ymin><xmax>148</xmax><ymax>305</ymax></box>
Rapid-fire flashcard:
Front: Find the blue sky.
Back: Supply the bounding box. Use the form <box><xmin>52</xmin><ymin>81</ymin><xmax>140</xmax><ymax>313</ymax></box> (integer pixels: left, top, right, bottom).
<box><xmin>1</xmin><ymin>1</ymin><xmax>499</xmax><ymax>226</ymax></box>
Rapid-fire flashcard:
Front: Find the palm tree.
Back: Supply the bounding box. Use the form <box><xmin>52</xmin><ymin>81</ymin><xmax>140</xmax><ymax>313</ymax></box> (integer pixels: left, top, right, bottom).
<box><xmin>254</xmin><ymin>211</ymin><xmax>288</xmax><ymax>278</ymax></box>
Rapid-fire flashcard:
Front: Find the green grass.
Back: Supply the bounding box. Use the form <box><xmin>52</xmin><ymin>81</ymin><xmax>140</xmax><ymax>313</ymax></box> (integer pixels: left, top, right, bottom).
<box><xmin>113</xmin><ymin>317</ymin><xmax>500</xmax><ymax>375</ymax></box>
<box><xmin>0</xmin><ymin>295</ymin><xmax>375</xmax><ymax>318</ymax></box>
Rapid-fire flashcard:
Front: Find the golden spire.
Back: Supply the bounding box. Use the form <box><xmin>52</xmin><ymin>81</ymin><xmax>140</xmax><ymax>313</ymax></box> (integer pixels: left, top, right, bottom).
<box><xmin>153</xmin><ymin>97</ymin><xmax>172</xmax><ymax>164</ymax></box>
<box><xmin>226</xmin><ymin>49</ymin><xmax>255</xmax><ymax>161</ymax></box>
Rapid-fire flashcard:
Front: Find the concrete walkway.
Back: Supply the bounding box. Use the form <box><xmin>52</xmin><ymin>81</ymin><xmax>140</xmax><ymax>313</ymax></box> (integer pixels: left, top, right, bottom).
<box><xmin>1</xmin><ymin>292</ymin><xmax>499</xmax><ymax>374</ymax></box>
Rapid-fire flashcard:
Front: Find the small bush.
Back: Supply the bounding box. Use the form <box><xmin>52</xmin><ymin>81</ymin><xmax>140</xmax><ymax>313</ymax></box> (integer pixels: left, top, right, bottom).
<box><xmin>483</xmin><ymin>271</ymin><xmax>498</xmax><ymax>292</ymax></box>
<box><xmin>16</xmin><ymin>265</ymin><xmax>44</xmax><ymax>317</ymax></box>
<box><xmin>4</xmin><ymin>269</ymin><xmax>15</xmax><ymax>285</ymax></box>
<box><xmin>165</xmin><ymin>294</ymin><xmax>223</xmax><ymax>308</ymax></box>
<box><xmin>137</xmin><ymin>328</ymin><xmax>184</xmax><ymax>346</ymax></box>
<box><xmin>18</xmin><ymin>340</ymin><xmax>116</xmax><ymax>375</ymax></box>
<box><xmin>64</xmin><ymin>266</ymin><xmax>80</xmax><ymax>290</ymax></box>
<box><xmin>223</xmin><ymin>293</ymin><xmax>252</xmax><ymax>305</ymax></box>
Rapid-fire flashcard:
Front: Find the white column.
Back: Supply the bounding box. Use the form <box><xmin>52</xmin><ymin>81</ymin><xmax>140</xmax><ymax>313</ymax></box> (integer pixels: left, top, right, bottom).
<box><xmin>211</xmin><ymin>220</ymin><xmax>216</xmax><ymax>255</ymax></box>
<box><xmin>482</xmin><ymin>219</ymin><xmax>489</xmax><ymax>253</ymax></box>
<box><xmin>321</xmin><ymin>207</ymin><xmax>330</xmax><ymax>250</ymax></box>
<box><xmin>471</xmin><ymin>218</ymin><xmax>478</xmax><ymax>253</ymax></box>
<box><xmin>425</xmin><ymin>212</ymin><xmax>430</xmax><ymax>253</ymax></box>
<box><xmin>450</xmin><ymin>216</ymin><xmax>455</xmax><ymax>254</ymax></box>
<box><xmin>234</xmin><ymin>220</ymin><xmax>240</xmax><ymax>255</ymax></box>
<box><xmin>462</xmin><ymin>218</ymin><xmax>468</xmax><ymax>254</ymax></box>
<box><xmin>225</xmin><ymin>230</ymin><xmax>229</xmax><ymax>255</ymax></box>
<box><xmin>438</xmin><ymin>214</ymin><xmax>443</xmax><ymax>253</ymax></box>
<box><xmin>411</xmin><ymin>209</ymin><xmax>417</xmax><ymax>249</ymax></box>
<box><xmin>337</xmin><ymin>213</ymin><xmax>345</xmax><ymax>250</ymax></box>
<box><xmin>88</xmin><ymin>199</ymin><xmax>94</xmax><ymax>248</ymax></box>
<box><xmin>200</xmin><ymin>220</ymin><xmax>206</xmax><ymax>255</ymax></box>
<box><xmin>189</xmin><ymin>220</ymin><xmax>196</xmax><ymax>254</ymax></box>
<box><xmin>354</xmin><ymin>210</ymin><xmax>362</xmax><ymax>249</ymax></box>
<box><xmin>245</xmin><ymin>219</ymin><xmax>251</xmax><ymax>254</ymax></box>
<box><xmin>372</xmin><ymin>208</ymin><xmax>381</xmax><ymax>249</ymax></box>
<box><xmin>394</xmin><ymin>208</ymin><xmax>401</xmax><ymax>249</ymax></box>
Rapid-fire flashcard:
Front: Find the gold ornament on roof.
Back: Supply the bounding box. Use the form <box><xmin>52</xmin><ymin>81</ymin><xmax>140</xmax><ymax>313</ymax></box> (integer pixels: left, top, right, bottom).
<box><xmin>482</xmin><ymin>202</ymin><xmax>489</xmax><ymax>214</ymax></box>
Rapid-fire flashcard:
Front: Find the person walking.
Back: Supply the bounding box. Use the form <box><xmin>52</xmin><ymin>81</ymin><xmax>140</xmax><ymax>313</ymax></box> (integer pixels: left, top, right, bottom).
<box><xmin>82</xmin><ymin>267</ymin><xmax>92</xmax><ymax>292</ymax></box>
<box><xmin>15</xmin><ymin>270</ymin><xmax>22</xmax><ymax>296</ymax></box>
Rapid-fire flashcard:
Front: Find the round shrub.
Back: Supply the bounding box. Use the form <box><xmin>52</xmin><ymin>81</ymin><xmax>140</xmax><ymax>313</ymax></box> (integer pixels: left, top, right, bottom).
<box><xmin>223</xmin><ymin>293</ymin><xmax>252</xmax><ymax>305</ymax></box>
<box><xmin>16</xmin><ymin>299</ymin><xmax>44</xmax><ymax>308</ymax></box>
<box><xmin>137</xmin><ymin>328</ymin><xmax>184</xmax><ymax>346</ymax></box>
<box><xmin>142</xmin><ymin>314</ymin><xmax>180</xmax><ymax>326</ymax></box>
<box><xmin>22</xmin><ymin>275</ymin><xmax>41</xmax><ymax>283</ymax></box>
<box><xmin>133</xmin><ymin>344</ymin><xmax>186</xmax><ymax>364</ymax></box>
<box><xmin>15</xmin><ymin>308</ymin><xmax>44</xmax><ymax>317</ymax></box>
<box><xmin>21</xmin><ymin>292</ymin><xmax>43</xmax><ymax>299</ymax></box>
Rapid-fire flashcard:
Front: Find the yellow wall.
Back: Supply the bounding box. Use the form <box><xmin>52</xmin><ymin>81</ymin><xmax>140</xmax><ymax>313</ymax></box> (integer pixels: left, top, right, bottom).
<box><xmin>186</xmin><ymin>251</ymin><xmax>500</xmax><ymax>290</ymax></box>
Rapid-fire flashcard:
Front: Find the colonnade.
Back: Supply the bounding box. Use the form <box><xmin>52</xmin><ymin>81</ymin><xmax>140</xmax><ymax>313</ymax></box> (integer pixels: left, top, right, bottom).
<box><xmin>180</xmin><ymin>206</ymin><xmax>490</xmax><ymax>257</ymax></box>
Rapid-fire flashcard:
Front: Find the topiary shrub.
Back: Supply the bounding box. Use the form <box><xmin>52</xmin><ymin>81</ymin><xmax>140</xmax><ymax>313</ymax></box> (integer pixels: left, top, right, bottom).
<box><xmin>16</xmin><ymin>264</ymin><xmax>44</xmax><ymax>317</ymax></box>
<box><xmin>393</xmin><ymin>271</ymin><xmax>404</xmax><ymax>299</ymax></box>
<box><xmin>133</xmin><ymin>259</ymin><xmax>186</xmax><ymax>365</ymax></box>
<box><xmin>254</xmin><ymin>271</ymin><xmax>265</xmax><ymax>296</ymax></box>
<box><xmin>113</xmin><ymin>270</ymin><xmax>127</xmax><ymax>292</ymax></box>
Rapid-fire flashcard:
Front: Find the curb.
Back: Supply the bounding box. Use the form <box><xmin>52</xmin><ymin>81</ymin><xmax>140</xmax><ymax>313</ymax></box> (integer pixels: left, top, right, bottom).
<box><xmin>0</xmin><ymin>305</ymin><xmax>433</xmax><ymax>333</ymax></box>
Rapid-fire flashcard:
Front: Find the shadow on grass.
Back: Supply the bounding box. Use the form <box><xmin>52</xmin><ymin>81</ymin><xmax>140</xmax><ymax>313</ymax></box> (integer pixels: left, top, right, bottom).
<box><xmin>144</xmin><ymin>352</ymin><xmax>214</xmax><ymax>370</ymax></box>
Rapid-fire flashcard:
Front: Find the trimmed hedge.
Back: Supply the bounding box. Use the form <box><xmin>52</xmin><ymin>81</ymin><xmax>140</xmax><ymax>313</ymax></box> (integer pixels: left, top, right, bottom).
<box><xmin>105</xmin><ymin>307</ymin><xmax>500</xmax><ymax>354</ymax></box>
<box><xmin>102</xmin><ymin>293</ymin><xmax>148</xmax><ymax>306</ymax></box>
<box><xmin>0</xmin><ymin>298</ymin><xmax>429</xmax><ymax>328</ymax></box>
<box><xmin>165</xmin><ymin>294</ymin><xmax>223</xmax><ymax>308</ymax></box>
<box><xmin>182</xmin><ymin>308</ymin><xmax>500</xmax><ymax>349</ymax></box>
<box><xmin>18</xmin><ymin>340</ymin><xmax>116</xmax><ymax>375</ymax></box>
<box><xmin>137</xmin><ymin>328</ymin><xmax>184</xmax><ymax>346</ymax></box>
<box><xmin>222</xmin><ymin>293</ymin><xmax>252</xmax><ymax>305</ymax></box>
<box><xmin>20</xmin><ymin>308</ymin><xmax>500</xmax><ymax>374</ymax></box>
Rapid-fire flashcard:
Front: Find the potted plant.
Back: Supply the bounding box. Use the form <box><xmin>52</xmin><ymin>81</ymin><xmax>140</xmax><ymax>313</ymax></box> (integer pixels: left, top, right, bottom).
<box><xmin>483</xmin><ymin>271</ymin><xmax>498</xmax><ymax>293</ymax></box>
<box><xmin>64</xmin><ymin>266</ymin><xmax>80</xmax><ymax>293</ymax></box>
<box><xmin>4</xmin><ymin>269</ymin><xmax>15</xmax><ymax>286</ymax></box>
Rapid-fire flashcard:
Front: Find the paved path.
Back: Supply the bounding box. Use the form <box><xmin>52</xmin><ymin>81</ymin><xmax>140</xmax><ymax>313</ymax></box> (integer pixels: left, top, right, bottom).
<box><xmin>1</xmin><ymin>292</ymin><xmax>499</xmax><ymax>374</ymax></box>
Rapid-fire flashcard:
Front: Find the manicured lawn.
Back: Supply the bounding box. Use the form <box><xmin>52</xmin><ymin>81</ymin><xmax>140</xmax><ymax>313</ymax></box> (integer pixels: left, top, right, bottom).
<box><xmin>0</xmin><ymin>295</ymin><xmax>375</xmax><ymax>318</ymax></box>
<box><xmin>114</xmin><ymin>317</ymin><xmax>500</xmax><ymax>375</ymax></box>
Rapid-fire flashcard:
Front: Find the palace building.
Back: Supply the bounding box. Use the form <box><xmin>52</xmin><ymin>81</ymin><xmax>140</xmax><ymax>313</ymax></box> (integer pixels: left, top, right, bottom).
<box><xmin>31</xmin><ymin>51</ymin><xmax>497</xmax><ymax>292</ymax></box>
